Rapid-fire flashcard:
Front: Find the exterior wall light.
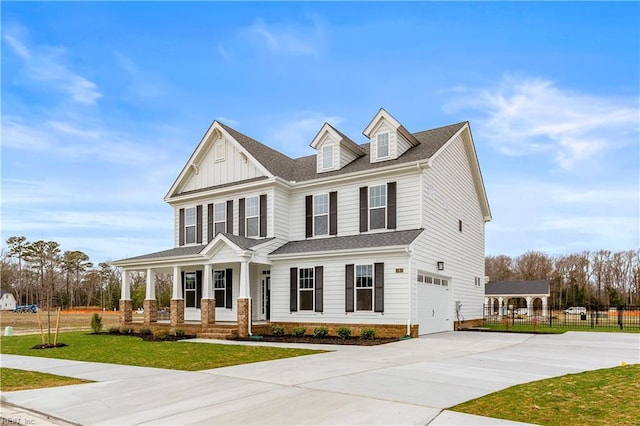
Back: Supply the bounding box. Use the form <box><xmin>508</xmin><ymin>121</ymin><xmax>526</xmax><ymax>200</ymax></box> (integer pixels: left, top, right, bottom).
<box><xmin>437</xmin><ymin>261</ymin><xmax>444</xmax><ymax>271</ymax></box>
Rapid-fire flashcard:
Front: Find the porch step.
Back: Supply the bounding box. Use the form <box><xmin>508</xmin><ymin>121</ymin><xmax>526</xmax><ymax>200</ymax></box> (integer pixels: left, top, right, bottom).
<box><xmin>197</xmin><ymin>326</ymin><xmax>238</xmax><ymax>340</ymax></box>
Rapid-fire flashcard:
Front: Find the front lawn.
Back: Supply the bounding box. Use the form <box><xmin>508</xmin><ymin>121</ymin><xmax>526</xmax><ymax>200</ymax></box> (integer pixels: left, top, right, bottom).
<box><xmin>451</xmin><ymin>364</ymin><xmax>640</xmax><ymax>425</ymax></box>
<box><xmin>0</xmin><ymin>332</ymin><xmax>324</xmax><ymax>371</ymax></box>
<box><xmin>1</xmin><ymin>368</ymin><xmax>91</xmax><ymax>391</ymax></box>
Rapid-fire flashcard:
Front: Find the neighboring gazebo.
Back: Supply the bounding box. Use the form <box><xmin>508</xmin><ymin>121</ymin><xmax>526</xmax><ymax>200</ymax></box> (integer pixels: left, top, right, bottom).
<box><xmin>485</xmin><ymin>280</ymin><xmax>550</xmax><ymax>318</ymax></box>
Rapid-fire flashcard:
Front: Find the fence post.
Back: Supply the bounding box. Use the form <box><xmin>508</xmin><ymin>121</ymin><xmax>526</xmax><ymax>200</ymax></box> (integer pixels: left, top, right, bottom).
<box><xmin>618</xmin><ymin>305</ymin><xmax>623</xmax><ymax>330</ymax></box>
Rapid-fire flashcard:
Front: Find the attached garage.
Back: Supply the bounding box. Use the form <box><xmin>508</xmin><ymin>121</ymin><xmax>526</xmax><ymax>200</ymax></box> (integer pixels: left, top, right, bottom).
<box><xmin>417</xmin><ymin>272</ymin><xmax>451</xmax><ymax>334</ymax></box>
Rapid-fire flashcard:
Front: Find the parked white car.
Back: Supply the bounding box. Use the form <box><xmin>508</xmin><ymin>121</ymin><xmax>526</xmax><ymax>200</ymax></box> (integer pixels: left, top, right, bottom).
<box><xmin>564</xmin><ymin>307</ymin><xmax>586</xmax><ymax>315</ymax></box>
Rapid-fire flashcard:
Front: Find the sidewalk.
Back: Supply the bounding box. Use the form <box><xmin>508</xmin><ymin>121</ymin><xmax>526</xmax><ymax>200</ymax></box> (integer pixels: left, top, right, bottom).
<box><xmin>1</xmin><ymin>331</ymin><xmax>638</xmax><ymax>425</ymax></box>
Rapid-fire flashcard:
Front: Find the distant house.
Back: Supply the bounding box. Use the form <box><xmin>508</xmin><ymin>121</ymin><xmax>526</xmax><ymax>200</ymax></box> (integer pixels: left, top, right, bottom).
<box><xmin>485</xmin><ymin>280</ymin><xmax>550</xmax><ymax>317</ymax></box>
<box><xmin>0</xmin><ymin>290</ymin><xmax>17</xmax><ymax>311</ymax></box>
<box><xmin>113</xmin><ymin>108</ymin><xmax>492</xmax><ymax>338</ymax></box>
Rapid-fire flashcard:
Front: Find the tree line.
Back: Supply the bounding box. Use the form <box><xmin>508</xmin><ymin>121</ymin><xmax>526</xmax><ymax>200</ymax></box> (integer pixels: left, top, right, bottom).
<box><xmin>1</xmin><ymin>236</ymin><xmax>121</xmax><ymax>310</ymax></box>
<box><xmin>486</xmin><ymin>250</ymin><xmax>640</xmax><ymax>309</ymax></box>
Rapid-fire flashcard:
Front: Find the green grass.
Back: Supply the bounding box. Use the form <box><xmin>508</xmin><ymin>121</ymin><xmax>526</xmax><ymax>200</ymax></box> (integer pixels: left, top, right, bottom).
<box><xmin>451</xmin><ymin>364</ymin><xmax>640</xmax><ymax>425</ymax></box>
<box><xmin>0</xmin><ymin>332</ymin><xmax>324</xmax><ymax>371</ymax></box>
<box><xmin>1</xmin><ymin>367</ymin><xmax>91</xmax><ymax>392</ymax></box>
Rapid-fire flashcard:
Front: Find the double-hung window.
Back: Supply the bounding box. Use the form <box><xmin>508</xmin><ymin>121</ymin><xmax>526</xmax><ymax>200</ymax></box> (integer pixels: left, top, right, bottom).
<box><xmin>322</xmin><ymin>145</ymin><xmax>334</xmax><ymax>169</ymax></box>
<box><xmin>214</xmin><ymin>203</ymin><xmax>226</xmax><ymax>235</ymax></box>
<box><xmin>369</xmin><ymin>185</ymin><xmax>386</xmax><ymax>230</ymax></box>
<box><xmin>245</xmin><ymin>196</ymin><xmax>259</xmax><ymax>237</ymax></box>
<box><xmin>376</xmin><ymin>133</ymin><xmax>389</xmax><ymax>159</ymax></box>
<box><xmin>355</xmin><ymin>264</ymin><xmax>373</xmax><ymax>311</ymax></box>
<box><xmin>214</xmin><ymin>270</ymin><xmax>226</xmax><ymax>307</ymax></box>
<box><xmin>184</xmin><ymin>272</ymin><xmax>196</xmax><ymax>307</ymax></box>
<box><xmin>185</xmin><ymin>207</ymin><xmax>196</xmax><ymax>244</ymax></box>
<box><xmin>313</xmin><ymin>194</ymin><xmax>329</xmax><ymax>236</ymax></box>
<box><xmin>299</xmin><ymin>268</ymin><xmax>314</xmax><ymax>311</ymax></box>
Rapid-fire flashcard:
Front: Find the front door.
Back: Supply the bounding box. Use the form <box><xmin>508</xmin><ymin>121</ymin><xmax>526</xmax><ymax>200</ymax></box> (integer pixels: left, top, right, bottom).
<box><xmin>261</xmin><ymin>272</ymin><xmax>271</xmax><ymax>320</ymax></box>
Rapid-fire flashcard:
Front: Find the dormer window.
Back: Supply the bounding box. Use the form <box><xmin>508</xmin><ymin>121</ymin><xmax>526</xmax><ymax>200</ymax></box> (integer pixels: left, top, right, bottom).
<box><xmin>322</xmin><ymin>145</ymin><xmax>334</xmax><ymax>169</ymax></box>
<box><xmin>376</xmin><ymin>133</ymin><xmax>389</xmax><ymax>159</ymax></box>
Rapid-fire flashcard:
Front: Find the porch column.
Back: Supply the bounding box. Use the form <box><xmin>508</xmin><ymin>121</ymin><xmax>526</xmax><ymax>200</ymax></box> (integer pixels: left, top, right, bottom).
<box><xmin>542</xmin><ymin>296</ymin><xmax>549</xmax><ymax>318</ymax></box>
<box><xmin>237</xmin><ymin>256</ymin><xmax>251</xmax><ymax>338</ymax></box>
<box><xmin>144</xmin><ymin>268</ymin><xmax>157</xmax><ymax>324</ymax></box>
<box><xmin>119</xmin><ymin>270</ymin><xmax>132</xmax><ymax>324</ymax></box>
<box><xmin>171</xmin><ymin>266</ymin><xmax>184</xmax><ymax>326</ymax></box>
<box><xmin>498</xmin><ymin>297</ymin><xmax>504</xmax><ymax>315</ymax></box>
<box><xmin>525</xmin><ymin>296</ymin><xmax>532</xmax><ymax>314</ymax></box>
<box><xmin>201</xmin><ymin>265</ymin><xmax>215</xmax><ymax>326</ymax></box>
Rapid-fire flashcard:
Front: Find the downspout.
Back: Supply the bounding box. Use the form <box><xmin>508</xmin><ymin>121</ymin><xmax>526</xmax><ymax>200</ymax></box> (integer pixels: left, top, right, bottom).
<box><xmin>248</xmin><ymin>253</ymin><xmax>255</xmax><ymax>336</ymax></box>
<box><xmin>405</xmin><ymin>246</ymin><xmax>413</xmax><ymax>337</ymax></box>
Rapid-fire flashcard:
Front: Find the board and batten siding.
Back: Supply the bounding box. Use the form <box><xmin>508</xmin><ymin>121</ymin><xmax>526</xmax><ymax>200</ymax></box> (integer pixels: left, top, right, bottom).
<box><xmin>180</xmin><ymin>136</ymin><xmax>266</xmax><ymax>194</ymax></box>
<box><xmin>411</xmin><ymin>133</ymin><xmax>486</xmax><ymax>324</ymax></box>
<box><xmin>286</xmin><ymin>172</ymin><xmax>421</xmax><ymax>241</ymax></box>
<box><xmin>270</xmin><ymin>252</ymin><xmax>411</xmax><ymax>325</ymax></box>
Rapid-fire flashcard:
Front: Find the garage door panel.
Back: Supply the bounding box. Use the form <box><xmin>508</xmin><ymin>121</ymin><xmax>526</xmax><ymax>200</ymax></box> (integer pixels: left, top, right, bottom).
<box><xmin>418</xmin><ymin>283</ymin><xmax>450</xmax><ymax>335</ymax></box>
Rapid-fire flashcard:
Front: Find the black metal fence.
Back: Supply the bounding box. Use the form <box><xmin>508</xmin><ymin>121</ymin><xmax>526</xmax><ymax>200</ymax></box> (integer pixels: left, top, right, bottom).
<box><xmin>483</xmin><ymin>305</ymin><xmax>640</xmax><ymax>330</ymax></box>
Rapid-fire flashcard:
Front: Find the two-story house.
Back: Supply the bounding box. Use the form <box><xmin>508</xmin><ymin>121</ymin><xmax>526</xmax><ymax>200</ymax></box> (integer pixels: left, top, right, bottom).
<box><xmin>112</xmin><ymin>108</ymin><xmax>491</xmax><ymax>338</ymax></box>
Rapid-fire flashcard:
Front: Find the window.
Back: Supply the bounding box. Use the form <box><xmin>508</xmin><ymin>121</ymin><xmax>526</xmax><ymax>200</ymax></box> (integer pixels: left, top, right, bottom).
<box><xmin>245</xmin><ymin>196</ymin><xmax>259</xmax><ymax>237</ymax></box>
<box><xmin>299</xmin><ymin>268</ymin><xmax>314</xmax><ymax>311</ymax></box>
<box><xmin>355</xmin><ymin>264</ymin><xmax>373</xmax><ymax>311</ymax></box>
<box><xmin>322</xmin><ymin>145</ymin><xmax>333</xmax><ymax>169</ymax></box>
<box><xmin>314</xmin><ymin>194</ymin><xmax>329</xmax><ymax>235</ymax></box>
<box><xmin>214</xmin><ymin>270</ymin><xmax>226</xmax><ymax>307</ymax></box>
<box><xmin>376</xmin><ymin>133</ymin><xmax>389</xmax><ymax>158</ymax></box>
<box><xmin>214</xmin><ymin>203</ymin><xmax>226</xmax><ymax>235</ymax></box>
<box><xmin>185</xmin><ymin>207</ymin><xmax>196</xmax><ymax>244</ymax></box>
<box><xmin>185</xmin><ymin>272</ymin><xmax>196</xmax><ymax>307</ymax></box>
<box><xmin>417</xmin><ymin>271</ymin><xmax>448</xmax><ymax>287</ymax></box>
<box><xmin>369</xmin><ymin>185</ymin><xmax>386</xmax><ymax>230</ymax></box>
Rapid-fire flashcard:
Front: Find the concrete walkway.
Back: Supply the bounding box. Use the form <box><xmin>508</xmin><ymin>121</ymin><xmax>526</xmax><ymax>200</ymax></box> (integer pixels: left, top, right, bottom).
<box><xmin>1</xmin><ymin>331</ymin><xmax>638</xmax><ymax>425</ymax></box>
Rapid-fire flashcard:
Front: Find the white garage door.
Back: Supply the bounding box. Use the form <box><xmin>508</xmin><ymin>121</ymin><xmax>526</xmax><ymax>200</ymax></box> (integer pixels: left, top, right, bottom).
<box><xmin>417</xmin><ymin>275</ymin><xmax>451</xmax><ymax>335</ymax></box>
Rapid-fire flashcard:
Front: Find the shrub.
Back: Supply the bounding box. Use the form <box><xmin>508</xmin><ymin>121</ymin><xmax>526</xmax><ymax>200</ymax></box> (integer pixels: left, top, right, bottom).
<box><xmin>271</xmin><ymin>325</ymin><xmax>285</xmax><ymax>337</ymax></box>
<box><xmin>174</xmin><ymin>329</ymin><xmax>185</xmax><ymax>337</ymax></box>
<box><xmin>291</xmin><ymin>327</ymin><xmax>306</xmax><ymax>337</ymax></box>
<box><xmin>154</xmin><ymin>329</ymin><xmax>169</xmax><ymax>339</ymax></box>
<box><xmin>121</xmin><ymin>327</ymin><xmax>134</xmax><ymax>335</ymax></box>
<box><xmin>139</xmin><ymin>328</ymin><xmax>152</xmax><ymax>336</ymax></box>
<box><xmin>108</xmin><ymin>327</ymin><xmax>120</xmax><ymax>334</ymax></box>
<box><xmin>360</xmin><ymin>328</ymin><xmax>376</xmax><ymax>340</ymax></box>
<box><xmin>90</xmin><ymin>313</ymin><xmax>103</xmax><ymax>334</ymax></box>
<box><xmin>313</xmin><ymin>326</ymin><xmax>329</xmax><ymax>338</ymax></box>
<box><xmin>337</xmin><ymin>327</ymin><xmax>352</xmax><ymax>340</ymax></box>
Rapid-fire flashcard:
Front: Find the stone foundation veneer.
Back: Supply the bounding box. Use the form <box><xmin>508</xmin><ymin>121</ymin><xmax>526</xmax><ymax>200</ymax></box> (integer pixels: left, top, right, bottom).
<box><xmin>201</xmin><ymin>298</ymin><xmax>216</xmax><ymax>325</ymax></box>
<box><xmin>119</xmin><ymin>300</ymin><xmax>132</xmax><ymax>324</ymax></box>
<box><xmin>237</xmin><ymin>298</ymin><xmax>249</xmax><ymax>338</ymax></box>
<box><xmin>143</xmin><ymin>299</ymin><xmax>157</xmax><ymax>324</ymax></box>
<box><xmin>170</xmin><ymin>299</ymin><xmax>184</xmax><ymax>326</ymax></box>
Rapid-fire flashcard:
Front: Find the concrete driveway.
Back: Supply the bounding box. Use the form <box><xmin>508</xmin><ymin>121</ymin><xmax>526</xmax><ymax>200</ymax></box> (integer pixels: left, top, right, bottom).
<box><xmin>1</xmin><ymin>331</ymin><xmax>638</xmax><ymax>425</ymax></box>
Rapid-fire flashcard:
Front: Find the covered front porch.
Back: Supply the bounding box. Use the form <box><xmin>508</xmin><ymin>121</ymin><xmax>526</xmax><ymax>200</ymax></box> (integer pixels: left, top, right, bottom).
<box><xmin>113</xmin><ymin>233</ymin><xmax>276</xmax><ymax>338</ymax></box>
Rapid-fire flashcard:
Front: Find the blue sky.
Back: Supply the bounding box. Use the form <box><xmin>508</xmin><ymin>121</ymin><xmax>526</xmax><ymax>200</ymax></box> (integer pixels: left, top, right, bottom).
<box><xmin>2</xmin><ymin>2</ymin><xmax>638</xmax><ymax>263</ymax></box>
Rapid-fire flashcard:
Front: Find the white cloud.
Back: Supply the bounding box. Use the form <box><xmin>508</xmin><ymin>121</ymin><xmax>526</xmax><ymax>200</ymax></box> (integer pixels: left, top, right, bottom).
<box><xmin>2</xmin><ymin>26</ymin><xmax>102</xmax><ymax>105</ymax></box>
<box><xmin>446</xmin><ymin>76</ymin><xmax>639</xmax><ymax>169</ymax></box>
<box><xmin>242</xmin><ymin>16</ymin><xmax>325</xmax><ymax>55</ymax></box>
<box><xmin>113</xmin><ymin>52</ymin><xmax>165</xmax><ymax>98</ymax></box>
<box><xmin>217</xmin><ymin>116</ymin><xmax>240</xmax><ymax>127</ymax></box>
<box><xmin>264</xmin><ymin>111</ymin><xmax>344</xmax><ymax>157</ymax></box>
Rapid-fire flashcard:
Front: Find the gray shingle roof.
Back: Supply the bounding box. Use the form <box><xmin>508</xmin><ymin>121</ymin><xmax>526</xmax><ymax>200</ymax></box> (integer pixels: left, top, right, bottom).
<box><xmin>270</xmin><ymin>229</ymin><xmax>424</xmax><ymax>255</ymax></box>
<box><xmin>222</xmin><ymin>233</ymin><xmax>274</xmax><ymax>250</ymax></box>
<box><xmin>485</xmin><ymin>280</ymin><xmax>550</xmax><ymax>296</ymax></box>
<box><xmin>215</xmin><ymin>121</ymin><xmax>466</xmax><ymax>184</ymax></box>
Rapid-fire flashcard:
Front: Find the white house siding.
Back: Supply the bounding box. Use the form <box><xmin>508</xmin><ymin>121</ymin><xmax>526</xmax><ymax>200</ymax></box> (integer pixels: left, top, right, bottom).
<box><xmin>272</xmin><ymin>185</ymin><xmax>291</xmax><ymax>242</ymax></box>
<box><xmin>287</xmin><ymin>171</ymin><xmax>421</xmax><ymax>241</ymax></box>
<box><xmin>270</xmin><ymin>252</ymin><xmax>411</xmax><ymax>325</ymax></box>
<box><xmin>180</xmin><ymin>135</ymin><xmax>266</xmax><ymax>193</ymax></box>
<box><xmin>339</xmin><ymin>144</ymin><xmax>358</xmax><ymax>168</ymax></box>
<box><xmin>412</xmin><ymin>134</ymin><xmax>485</xmax><ymax>325</ymax></box>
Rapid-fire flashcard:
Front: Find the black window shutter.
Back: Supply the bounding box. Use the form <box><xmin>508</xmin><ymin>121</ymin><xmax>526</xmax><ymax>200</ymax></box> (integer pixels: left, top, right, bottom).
<box><xmin>179</xmin><ymin>208</ymin><xmax>185</xmax><ymax>246</ymax></box>
<box><xmin>359</xmin><ymin>187</ymin><xmax>368</xmax><ymax>232</ymax></box>
<box><xmin>345</xmin><ymin>264</ymin><xmax>354</xmax><ymax>312</ymax></box>
<box><xmin>305</xmin><ymin>195</ymin><xmax>313</xmax><ymax>238</ymax></box>
<box><xmin>181</xmin><ymin>271</ymin><xmax>185</xmax><ymax>299</ymax></box>
<box><xmin>259</xmin><ymin>194</ymin><xmax>267</xmax><ymax>237</ymax></box>
<box><xmin>196</xmin><ymin>270</ymin><xmax>202</xmax><ymax>308</ymax></box>
<box><xmin>387</xmin><ymin>182</ymin><xmax>397</xmax><ymax>229</ymax></box>
<box><xmin>329</xmin><ymin>191</ymin><xmax>338</xmax><ymax>235</ymax></box>
<box><xmin>315</xmin><ymin>266</ymin><xmax>323</xmax><ymax>313</ymax></box>
<box><xmin>226</xmin><ymin>200</ymin><xmax>233</xmax><ymax>234</ymax></box>
<box><xmin>225</xmin><ymin>268</ymin><xmax>233</xmax><ymax>309</ymax></box>
<box><xmin>196</xmin><ymin>205</ymin><xmax>203</xmax><ymax>244</ymax></box>
<box><xmin>207</xmin><ymin>203</ymin><xmax>214</xmax><ymax>242</ymax></box>
<box><xmin>290</xmin><ymin>267</ymin><xmax>298</xmax><ymax>312</ymax></box>
<box><xmin>239</xmin><ymin>198</ymin><xmax>245</xmax><ymax>236</ymax></box>
<box><xmin>374</xmin><ymin>262</ymin><xmax>384</xmax><ymax>312</ymax></box>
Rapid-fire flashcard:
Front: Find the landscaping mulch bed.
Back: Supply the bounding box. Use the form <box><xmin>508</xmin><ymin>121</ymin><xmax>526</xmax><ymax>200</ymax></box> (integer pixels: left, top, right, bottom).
<box><xmin>238</xmin><ymin>336</ymin><xmax>403</xmax><ymax>346</ymax></box>
<box><xmin>31</xmin><ymin>343</ymin><xmax>68</xmax><ymax>350</ymax></box>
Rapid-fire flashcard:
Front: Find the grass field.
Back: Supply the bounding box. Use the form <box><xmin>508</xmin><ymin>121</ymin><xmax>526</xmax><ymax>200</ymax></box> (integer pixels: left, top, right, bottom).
<box><xmin>451</xmin><ymin>364</ymin><xmax>640</xmax><ymax>425</ymax></box>
<box><xmin>0</xmin><ymin>332</ymin><xmax>324</xmax><ymax>371</ymax></box>
<box><xmin>0</xmin><ymin>310</ymin><xmax>121</xmax><ymax>335</ymax></box>
<box><xmin>0</xmin><ymin>368</ymin><xmax>91</xmax><ymax>392</ymax></box>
